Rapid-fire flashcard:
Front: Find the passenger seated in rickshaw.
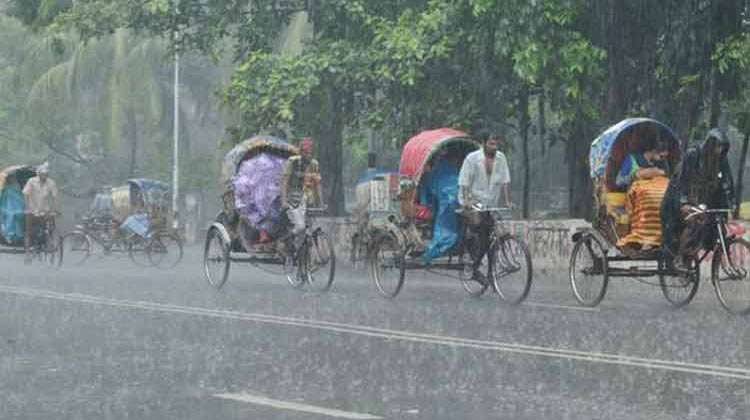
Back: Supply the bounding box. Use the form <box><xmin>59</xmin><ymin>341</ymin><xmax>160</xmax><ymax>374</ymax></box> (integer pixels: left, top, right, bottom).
<box><xmin>662</xmin><ymin>129</ymin><xmax>735</xmax><ymax>269</ymax></box>
<box><xmin>614</xmin><ymin>139</ymin><xmax>671</xmax><ymax>252</ymax></box>
<box><xmin>418</xmin><ymin>147</ymin><xmax>462</xmax><ymax>264</ymax></box>
<box><xmin>0</xmin><ymin>174</ymin><xmax>25</xmax><ymax>244</ymax></box>
<box><xmin>120</xmin><ymin>189</ymin><xmax>150</xmax><ymax>238</ymax></box>
<box><xmin>233</xmin><ymin>150</ymin><xmax>287</xmax><ymax>246</ymax></box>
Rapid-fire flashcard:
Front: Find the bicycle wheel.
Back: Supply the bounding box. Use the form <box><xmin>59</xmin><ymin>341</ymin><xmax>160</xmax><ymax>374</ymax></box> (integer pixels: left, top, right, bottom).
<box><xmin>42</xmin><ymin>230</ymin><xmax>62</xmax><ymax>268</ymax></box>
<box><xmin>459</xmin><ymin>248</ymin><xmax>489</xmax><ymax>298</ymax></box>
<box><xmin>61</xmin><ymin>232</ymin><xmax>92</xmax><ymax>266</ymax></box>
<box><xmin>712</xmin><ymin>237</ymin><xmax>750</xmax><ymax>315</ymax></box>
<box><xmin>147</xmin><ymin>232</ymin><xmax>184</xmax><ymax>269</ymax></box>
<box><xmin>569</xmin><ymin>234</ymin><xmax>609</xmax><ymax>307</ymax></box>
<box><xmin>204</xmin><ymin>227</ymin><xmax>231</xmax><ymax>289</ymax></box>
<box><xmin>491</xmin><ymin>235</ymin><xmax>532</xmax><ymax>304</ymax></box>
<box><xmin>659</xmin><ymin>256</ymin><xmax>700</xmax><ymax>308</ymax></box>
<box><xmin>369</xmin><ymin>233</ymin><xmax>406</xmax><ymax>298</ymax></box>
<box><xmin>128</xmin><ymin>237</ymin><xmax>150</xmax><ymax>267</ymax></box>
<box><xmin>304</xmin><ymin>231</ymin><xmax>335</xmax><ymax>293</ymax></box>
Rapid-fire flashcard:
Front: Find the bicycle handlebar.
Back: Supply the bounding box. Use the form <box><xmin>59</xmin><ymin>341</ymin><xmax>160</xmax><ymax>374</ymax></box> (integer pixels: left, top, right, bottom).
<box><xmin>455</xmin><ymin>206</ymin><xmax>511</xmax><ymax>214</ymax></box>
<box><xmin>685</xmin><ymin>205</ymin><xmax>732</xmax><ymax>221</ymax></box>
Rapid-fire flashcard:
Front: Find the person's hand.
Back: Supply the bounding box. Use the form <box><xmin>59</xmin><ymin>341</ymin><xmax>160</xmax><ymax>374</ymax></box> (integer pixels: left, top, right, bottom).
<box><xmin>680</xmin><ymin>204</ymin><xmax>691</xmax><ymax>216</ymax></box>
<box><xmin>462</xmin><ymin>200</ymin><xmax>474</xmax><ymax>211</ymax></box>
<box><xmin>506</xmin><ymin>202</ymin><xmax>515</xmax><ymax>209</ymax></box>
<box><xmin>281</xmin><ymin>201</ymin><xmax>289</xmax><ymax>210</ymax></box>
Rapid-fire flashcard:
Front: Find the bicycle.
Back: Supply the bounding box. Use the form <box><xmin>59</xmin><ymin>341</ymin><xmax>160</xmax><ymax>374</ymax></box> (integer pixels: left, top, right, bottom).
<box><xmin>283</xmin><ymin>207</ymin><xmax>336</xmax><ymax>293</ymax></box>
<box><xmin>29</xmin><ymin>211</ymin><xmax>62</xmax><ymax>267</ymax></box>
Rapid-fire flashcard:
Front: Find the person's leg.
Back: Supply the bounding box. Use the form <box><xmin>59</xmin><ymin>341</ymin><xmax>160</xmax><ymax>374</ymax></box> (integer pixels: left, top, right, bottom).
<box><xmin>24</xmin><ymin>214</ymin><xmax>32</xmax><ymax>261</ymax></box>
<box><xmin>472</xmin><ymin>213</ymin><xmax>493</xmax><ymax>273</ymax></box>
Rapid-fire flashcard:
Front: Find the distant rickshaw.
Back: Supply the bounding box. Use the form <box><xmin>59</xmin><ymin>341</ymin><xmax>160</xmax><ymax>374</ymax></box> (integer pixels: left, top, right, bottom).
<box><xmin>570</xmin><ymin>118</ymin><xmax>750</xmax><ymax>314</ymax></box>
<box><xmin>0</xmin><ymin>165</ymin><xmax>61</xmax><ymax>266</ymax></box>
<box><xmin>367</xmin><ymin>128</ymin><xmax>532</xmax><ymax>301</ymax></box>
<box><xmin>62</xmin><ymin>179</ymin><xmax>183</xmax><ymax>268</ymax></box>
<box><xmin>203</xmin><ymin>135</ymin><xmax>335</xmax><ymax>292</ymax></box>
<box><xmin>349</xmin><ymin>170</ymin><xmax>399</xmax><ymax>267</ymax></box>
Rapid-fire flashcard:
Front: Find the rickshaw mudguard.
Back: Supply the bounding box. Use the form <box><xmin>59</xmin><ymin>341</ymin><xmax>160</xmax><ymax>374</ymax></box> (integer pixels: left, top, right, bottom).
<box><xmin>572</xmin><ymin>227</ymin><xmax>612</xmax><ymax>251</ymax></box>
<box><xmin>208</xmin><ymin>222</ymin><xmax>232</xmax><ymax>248</ymax></box>
<box><xmin>368</xmin><ymin>219</ymin><xmax>407</xmax><ymax>249</ymax></box>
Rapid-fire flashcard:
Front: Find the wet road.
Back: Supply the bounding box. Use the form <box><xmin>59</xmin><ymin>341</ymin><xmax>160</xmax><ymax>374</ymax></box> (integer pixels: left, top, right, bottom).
<box><xmin>0</xmin><ymin>247</ymin><xmax>747</xmax><ymax>419</ymax></box>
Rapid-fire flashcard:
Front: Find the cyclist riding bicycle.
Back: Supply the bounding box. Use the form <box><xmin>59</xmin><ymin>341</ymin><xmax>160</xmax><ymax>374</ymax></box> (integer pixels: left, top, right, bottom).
<box><xmin>458</xmin><ymin>130</ymin><xmax>513</xmax><ymax>282</ymax></box>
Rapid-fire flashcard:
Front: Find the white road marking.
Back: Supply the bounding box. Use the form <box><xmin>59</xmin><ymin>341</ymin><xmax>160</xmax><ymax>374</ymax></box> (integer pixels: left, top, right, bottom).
<box><xmin>213</xmin><ymin>393</ymin><xmax>382</xmax><ymax>419</ymax></box>
<box><xmin>0</xmin><ymin>284</ymin><xmax>748</xmax><ymax>381</ymax></box>
<box><xmin>524</xmin><ymin>301</ymin><xmax>599</xmax><ymax>312</ymax></box>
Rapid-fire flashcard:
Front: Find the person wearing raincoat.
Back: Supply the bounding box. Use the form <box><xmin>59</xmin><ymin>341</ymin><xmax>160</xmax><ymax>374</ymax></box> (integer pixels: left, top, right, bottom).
<box><xmin>661</xmin><ymin>128</ymin><xmax>735</xmax><ymax>268</ymax></box>
<box><xmin>419</xmin><ymin>148</ymin><xmax>462</xmax><ymax>264</ymax></box>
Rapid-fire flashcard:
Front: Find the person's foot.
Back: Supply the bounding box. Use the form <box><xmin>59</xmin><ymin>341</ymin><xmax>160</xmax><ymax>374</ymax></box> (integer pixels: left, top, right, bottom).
<box><xmin>472</xmin><ymin>270</ymin><xmax>488</xmax><ymax>285</ymax></box>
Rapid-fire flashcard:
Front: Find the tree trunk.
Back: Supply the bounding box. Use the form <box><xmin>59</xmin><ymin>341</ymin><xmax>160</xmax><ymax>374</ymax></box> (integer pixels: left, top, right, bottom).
<box><xmin>567</xmin><ymin>118</ymin><xmax>593</xmax><ymax>220</ymax></box>
<box><xmin>606</xmin><ymin>0</ymin><xmax>626</xmax><ymax>122</ymax></box>
<box><xmin>519</xmin><ymin>87</ymin><xmax>531</xmax><ymax>219</ymax></box>
<box><xmin>735</xmin><ymin>128</ymin><xmax>750</xmax><ymax>217</ymax></box>
<box><xmin>316</xmin><ymin>85</ymin><xmax>345</xmax><ymax>216</ymax></box>
<box><xmin>127</xmin><ymin>107</ymin><xmax>137</xmax><ymax>177</ymax></box>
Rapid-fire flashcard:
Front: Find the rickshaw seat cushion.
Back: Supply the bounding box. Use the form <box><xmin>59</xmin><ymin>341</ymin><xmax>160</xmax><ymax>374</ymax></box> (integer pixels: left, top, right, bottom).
<box><xmin>605</xmin><ymin>192</ymin><xmax>629</xmax><ymax>225</ymax></box>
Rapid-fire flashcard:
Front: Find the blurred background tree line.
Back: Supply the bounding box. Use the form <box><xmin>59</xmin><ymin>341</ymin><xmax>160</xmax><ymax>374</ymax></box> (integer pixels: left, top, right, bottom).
<box><xmin>1</xmin><ymin>0</ymin><xmax>749</xmax><ymax>219</ymax></box>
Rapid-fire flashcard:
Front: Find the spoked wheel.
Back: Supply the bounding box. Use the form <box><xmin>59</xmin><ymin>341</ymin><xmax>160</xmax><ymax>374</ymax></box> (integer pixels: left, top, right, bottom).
<box><xmin>204</xmin><ymin>227</ymin><xmax>231</xmax><ymax>289</ymax></box>
<box><xmin>712</xmin><ymin>238</ymin><xmax>750</xmax><ymax>315</ymax></box>
<box><xmin>41</xmin><ymin>231</ymin><xmax>62</xmax><ymax>269</ymax></box>
<box><xmin>350</xmin><ymin>232</ymin><xmax>368</xmax><ymax>269</ymax></box>
<box><xmin>147</xmin><ymin>232</ymin><xmax>184</xmax><ymax>269</ymax></box>
<box><xmin>459</xmin><ymin>248</ymin><xmax>489</xmax><ymax>298</ymax></box>
<box><xmin>491</xmin><ymin>235</ymin><xmax>532</xmax><ymax>304</ymax></box>
<box><xmin>369</xmin><ymin>233</ymin><xmax>406</xmax><ymax>298</ymax></box>
<box><xmin>61</xmin><ymin>232</ymin><xmax>92</xmax><ymax>266</ymax></box>
<box><xmin>569</xmin><ymin>234</ymin><xmax>609</xmax><ymax>307</ymax></box>
<box><xmin>128</xmin><ymin>237</ymin><xmax>151</xmax><ymax>267</ymax></box>
<box><xmin>303</xmin><ymin>231</ymin><xmax>335</xmax><ymax>293</ymax></box>
<box><xmin>659</xmin><ymin>256</ymin><xmax>700</xmax><ymax>308</ymax></box>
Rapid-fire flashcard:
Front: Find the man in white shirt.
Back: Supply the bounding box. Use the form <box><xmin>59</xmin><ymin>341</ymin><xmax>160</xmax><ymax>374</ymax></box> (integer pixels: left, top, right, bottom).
<box><xmin>23</xmin><ymin>162</ymin><xmax>59</xmax><ymax>261</ymax></box>
<box><xmin>458</xmin><ymin>130</ymin><xmax>513</xmax><ymax>281</ymax></box>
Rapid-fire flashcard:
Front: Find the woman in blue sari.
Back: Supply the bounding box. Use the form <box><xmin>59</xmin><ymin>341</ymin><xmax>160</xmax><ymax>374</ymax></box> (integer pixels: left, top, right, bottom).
<box><xmin>0</xmin><ymin>175</ymin><xmax>26</xmax><ymax>243</ymax></box>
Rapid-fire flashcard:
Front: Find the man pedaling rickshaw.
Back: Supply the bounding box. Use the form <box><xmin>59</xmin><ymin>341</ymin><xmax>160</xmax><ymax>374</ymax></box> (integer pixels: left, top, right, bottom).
<box><xmin>458</xmin><ymin>130</ymin><xmax>513</xmax><ymax>282</ymax></box>
<box><xmin>280</xmin><ymin>137</ymin><xmax>323</xmax><ymax>255</ymax></box>
<box><xmin>22</xmin><ymin>162</ymin><xmax>59</xmax><ymax>263</ymax></box>
<box><xmin>661</xmin><ymin>128</ymin><xmax>736</xmax><ymax>270</ymax></box>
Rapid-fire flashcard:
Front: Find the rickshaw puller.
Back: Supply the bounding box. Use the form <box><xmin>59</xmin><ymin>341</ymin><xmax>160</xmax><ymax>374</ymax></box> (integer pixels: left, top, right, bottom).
<box><xmin>22</xmin><ymin>162</ymin><xmax>59</xmax><ymax>263</ymax></box>
<box><xmin>661</xmin><ymin>128</ymin><xmax>735</xmax><ymax>269</ymax></box>
<box><xmin>458</xmin><ymin>130</ymin><xmax>512</xmax><ymax>282</ymax></box>
<box><xmin>280</xmin><ymin>137</ymin><xmax>323</xmax><ymax>255</ymax></box>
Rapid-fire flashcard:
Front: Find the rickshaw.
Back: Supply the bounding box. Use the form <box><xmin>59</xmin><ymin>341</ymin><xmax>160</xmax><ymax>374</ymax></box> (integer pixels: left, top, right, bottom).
<box><xmin>62</xmin><ymin>179</ymin><xmax>183</xmax><ymax>268</ymax></box>
<box><xmin>367</xmin><ymin>128</ymin><xmax>533</xmax><ymax>301</ymax></box>
<box><xmin>0</xmin><ymin>165</ymin><xmax>61</xmax><ymax>266</ymax></box>
<box><xmin>570</xmin><ymin>118</ymin><xmax>750</xmax><ymax>314</ymax></box>
<box><xmin>349</xmin><ymin>169</ymin><xmax>399</xmax><ymax>267</ymax></box>
<box><xmin>203</xmin><ymin>135</ymin><xmax>335</xmax><ymax>292</ymax></box>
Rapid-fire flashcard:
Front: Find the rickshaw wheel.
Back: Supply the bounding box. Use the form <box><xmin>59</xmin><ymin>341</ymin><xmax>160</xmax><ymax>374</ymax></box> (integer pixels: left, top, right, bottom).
<box><xmin>369</xmin><ymin>233</ymin><xmax>406</xmax><ymax>298</ymax></box>
<box><xmin>711</xmin><ymin>238</ymin><xmax>750</xmax><ymax>315</ymax></box>
<box><xmin>128</xmin><ymin>237</ymin><xmax>151</xmax><ymax>267</ymax></box>
<box><xmin>147</xmin><ymin>232</ymin><xmax>184</xmax><ymax>269</ymax></box>
<box><xmin>204</xmin><ymin>227</ymin><xmax>231</xmax><ymax>289</ymax></box>
<box><xmin>491</xmin><ymin>235</ymin><xmax>533</xmax><ymax>305</ymax></box>
<box><xmin>61</xmin><ymin>232</ymin><xmax>91</xmax><ymax>266</ymax></box>
<box><xmin>659</xmin><ymin>256</ymin><xmax>700</xmax><ymax>308</ymax></box>
<box><xmin>304</xmin><ymin>231</ymin><xmax>335</xmax><ymax>293</ymax></box>
<box><xmin>569</xmin><ymin>234</ymin><xmax>609</xmax><ymax>307</ymax></box>
<box><xmin>459</xmin><ymin>249</ymin><xmax>489</xmax><ymax>298</ymax></box>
